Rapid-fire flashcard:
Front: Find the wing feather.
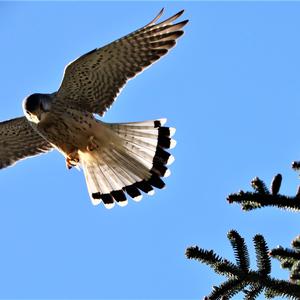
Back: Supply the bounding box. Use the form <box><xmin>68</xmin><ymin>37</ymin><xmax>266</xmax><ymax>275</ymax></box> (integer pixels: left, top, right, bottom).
<box><xmin>0</xmin><ymin>116</ymin><xmax>53</xmax><ymax>169</ymax></box>
<box><xmin>55</xmin><ymin>9</ymin><xmax>188</xmax><ymax>116</ymax></box>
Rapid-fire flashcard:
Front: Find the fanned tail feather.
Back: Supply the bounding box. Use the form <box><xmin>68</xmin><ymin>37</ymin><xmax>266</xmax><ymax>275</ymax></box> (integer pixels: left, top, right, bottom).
<box><xmin>79</xmin><ymin>119</ymin><xmax>176</xmax><ymax>208</ymax></box>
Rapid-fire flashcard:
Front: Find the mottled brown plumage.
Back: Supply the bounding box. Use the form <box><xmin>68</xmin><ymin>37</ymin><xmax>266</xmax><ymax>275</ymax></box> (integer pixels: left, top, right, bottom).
<box><xmin>0</xmin><ymin>117</ymin><xmax>52</xmax><ymax>169</ymax></box>
<box><xmin>0</xmin><ymin>9</ymin><xmax>187</xmax><ymax>207</ymax></box>
<box><xmin>55</xmin><ymin>9</ymin><xmax>187</xmax><ymax>116</ymax></box>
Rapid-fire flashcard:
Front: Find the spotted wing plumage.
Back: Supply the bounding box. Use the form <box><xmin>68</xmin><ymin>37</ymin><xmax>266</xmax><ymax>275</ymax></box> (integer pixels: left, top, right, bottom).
<box><xmin>0</xmin><ymin>117</ymin><xmax>53</xmax><ymax>169</ymax></box>
<box><xmin>55</xmin><ymin>9</ymin><xmax>188</xmax><ymax>116</ymax></box>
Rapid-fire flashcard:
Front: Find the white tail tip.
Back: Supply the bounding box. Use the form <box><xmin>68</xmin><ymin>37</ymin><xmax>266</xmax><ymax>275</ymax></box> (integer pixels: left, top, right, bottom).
<box><xmin>169</xmin><ymin>127</ymin><xmax>176</xmax><ymax>137</ymax></box>
<box><xmin>158</xmin><ymin>118</ymin><xmax>167</xmax><ymax>126</ymax></box>
<box><xmin>133</xmin><ymin>195</ymin><xmax>143</xmax><ymax>202</ymax></box>
<box><xmin>167</xmin><ymin>155</ymin><xmax>175</xmax><ymax>166</ymax></box>
<box><xmin>164</xmin><ymin>169</ymin><xmax>171</xmax><ymax>178</ymax></box>
<box><xmin>104</xmin><ymin>202</ymin><xmax>116</xmax><ymax>209</ymax></box>
<box><xmin>148</xmin><ymin>190</ymin><xmax>155</xmax><ymax>196</ymax></box>
<box><xmin>170</xmin><ymin>139</ymin><xmax>177</xmax><ymax>149</ymax></box>
<box><xmin>117</xmin><ymin>200</ymin><xmax>128</xmax><ymax>207</ymax></box>
<box><xmin>92</xmin><ymin>198</ymin><xmax>102</xmax><ymax>206</ymax></box>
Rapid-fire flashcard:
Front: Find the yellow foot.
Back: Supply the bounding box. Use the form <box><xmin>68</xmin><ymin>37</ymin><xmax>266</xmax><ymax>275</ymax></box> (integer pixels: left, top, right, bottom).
<box><xmin>66</xmin><ymin>150</ymin><xmax>79</xmax><ymax>170</ymax></box>
<box><xmin>87</xmin><ymin>136</ymin><xmax>98</xmax><ymax>151</ymax></box>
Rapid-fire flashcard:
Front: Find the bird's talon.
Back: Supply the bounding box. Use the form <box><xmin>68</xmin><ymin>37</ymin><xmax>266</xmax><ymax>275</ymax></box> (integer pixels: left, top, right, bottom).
<box><xmin>66</xmin><ymin>151</ymin><xmax>79</xmax><ymax>170</ymax></box>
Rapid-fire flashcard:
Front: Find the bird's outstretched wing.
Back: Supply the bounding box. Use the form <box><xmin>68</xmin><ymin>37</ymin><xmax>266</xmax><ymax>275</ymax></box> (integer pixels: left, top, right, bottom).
<box><xmin>55</xmin><ymin>9</ymin><xmax>188</xmax><ymax>116</ymax></box>
<box><xmin>0</xmin><ymin>116</ymin><xmax>53</xmax><ymax>169</ymax></box>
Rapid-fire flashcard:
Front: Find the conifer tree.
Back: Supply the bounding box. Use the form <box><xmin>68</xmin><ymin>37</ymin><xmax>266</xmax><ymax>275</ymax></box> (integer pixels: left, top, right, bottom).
<box><xmin>186</xmin><ymin>163</ymin><xmax>300</xmax><ymax>299</ymax></box>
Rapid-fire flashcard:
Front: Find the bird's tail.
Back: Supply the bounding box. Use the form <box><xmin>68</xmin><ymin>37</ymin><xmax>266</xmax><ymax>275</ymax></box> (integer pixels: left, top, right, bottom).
<box><xmin>78</xmin><ymin>118</ymin><xmax>176</xmax><ymax>208</ymax></box>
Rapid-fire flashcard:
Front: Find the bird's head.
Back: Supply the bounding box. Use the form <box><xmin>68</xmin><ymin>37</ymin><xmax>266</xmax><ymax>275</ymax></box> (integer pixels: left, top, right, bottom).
<box><xmin>23</xmin><ymin>93</ymin><xmax>53</xmax><ymax>124</ymax></box>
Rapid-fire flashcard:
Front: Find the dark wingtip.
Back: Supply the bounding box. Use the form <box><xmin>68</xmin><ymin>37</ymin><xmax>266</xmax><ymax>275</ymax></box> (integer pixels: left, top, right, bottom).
<box><xmin>181</xmin><ymin>19</ymin><xmax>189</xmax><ymax>26</ymax></box>
<box><xmin>146</xmin><ymin>8</ymin><xmax>165</xmax><ymax>27</ymax></box>
<box><xmin>176</xmin><ymin>9</ymin><xmax>185</xmax><ymax>18</ymax></box>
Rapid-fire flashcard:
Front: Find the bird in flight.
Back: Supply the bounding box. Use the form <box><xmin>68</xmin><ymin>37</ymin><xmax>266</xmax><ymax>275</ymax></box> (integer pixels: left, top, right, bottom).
<box><xmin>0</xmin><ymin>9</ymin><xmax>188</xmax><ymax>208</ymax></box>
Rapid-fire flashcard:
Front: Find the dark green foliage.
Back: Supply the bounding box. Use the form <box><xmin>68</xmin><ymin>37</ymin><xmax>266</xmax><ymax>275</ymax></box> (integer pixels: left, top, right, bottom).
<box><xmin>290</xmin><ymin>261</ymin><xmax>300</xmax><ymax>282</ymax></box>
<box><xmin>292</xmin><ymin>235</ymin><xmax>300</xmax><ymax>251</ymax></box>
<box><xmin>263</xmin><ymin>278</ymin><xmax>300</xmax><ymax>299</ymax></box>
<box><xmin>227</xmin><ymin>230</ymin><xmax>250</xmax><ymax>272</ymax></box>
<box><xmin>253</xmin><ymin>234</ymin><xmax>271</xmax><ymax>276</ymax></box>
<box><xmin>270</xmin><ymin>235</ymin><xmax>300</xmax><ymax>284</ymax></box>
<box><xmin>270</xmin><ymin>246</ymin><xmax>300</xmax><ymax>269</ymax></box>
<box><xmin>185</xmin><ymin>247</ymin><xmax>222</xmax><ymax>267</ymax></box>
<box><xmin>186</xmin><ymin>231</ymin><xmax>300</xmax><ymax>299</ymax></box>
<box><xmin>244</xmin><ymin>284</ymin><xmax>263</xmax><ymax>300</ymax></box>
<box><xmin>186</xmin><ymin>166</ymin><xmax>300</xmax><ymax>299</ymax></box>
<box><xmin>251</xmin><ymin>176</ymin><xmax>269</xmax><ymax>194</ymax></box>
<box><xmin>208</xmin><ymin>278</ymin><xmax>246</xmax><ymax>300</ymax></box>
<box><xmin>227</xmin><ymin>174</ymin><xmax>300</xmax><ymax>211</ymax></box>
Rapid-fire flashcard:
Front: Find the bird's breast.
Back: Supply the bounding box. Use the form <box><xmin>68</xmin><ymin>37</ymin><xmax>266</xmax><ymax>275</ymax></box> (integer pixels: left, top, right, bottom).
<box><xmin>37</xmin><ymin>109</ymin><xmax>96</xmax><ymax>154</ymax></box>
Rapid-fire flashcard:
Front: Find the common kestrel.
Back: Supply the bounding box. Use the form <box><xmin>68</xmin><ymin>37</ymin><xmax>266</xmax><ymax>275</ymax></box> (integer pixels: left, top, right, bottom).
<box><xmin>0</xmin><ymin>9</ymin><xmax>188</xmax><ymax>208</ymax></box>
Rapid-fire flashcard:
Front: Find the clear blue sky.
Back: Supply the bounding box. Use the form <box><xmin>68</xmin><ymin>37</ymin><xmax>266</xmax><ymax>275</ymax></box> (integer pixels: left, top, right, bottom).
<box><xmin>1</xmin><ymin>2</ymin><xmax>300</xmax><ymax>299</ymax></box>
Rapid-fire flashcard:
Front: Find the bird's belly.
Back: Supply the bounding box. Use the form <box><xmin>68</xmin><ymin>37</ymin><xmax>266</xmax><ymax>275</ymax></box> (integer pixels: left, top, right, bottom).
<box><xmin>38</xmin><ymin>111</ymin><xmax>97</xmax><ymax>155</ymax></box>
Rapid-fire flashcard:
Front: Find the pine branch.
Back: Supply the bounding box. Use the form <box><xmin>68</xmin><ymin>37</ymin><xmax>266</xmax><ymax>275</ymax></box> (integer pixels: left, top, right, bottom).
<box><xmin>270</xmin><ymin>235</ymin><xmax>300</xmax><ymax>284</ymax></box>
<box><xmin>227</xmin><ymin>174</ymin><xmax>300</xmax><ymax>211</ymax></box>
<box><xmin>270</xmin><ymin>246</ymin><xmax>300</xmax><ymax>262</ymax></box>
<box><xmin>270</xmin><ymin>246</ymin><xmax>300</xmax><ymax>271</ymax></box>
<box><xmin>251</xmin><ymin>177</ymin><xmax>269</xmax><ymax>194</ymax></box>
<box><xmin>207</xmin><ymin>278</ymin><xmax>246</xmax><ymax>300</ymax></box>
<box><xmin>214</xmin><ymin>260</ymin><xmax>244</xmax><ymax>278</ymax></box>
<box><xmin>290</xmin><ymin>261</ymin><xmax>300</xmax><ymax>282</ymax></box>
<box><xmin>263</xmin><ymin>278</ymin><xmax>300</xmax><ymax>299</ymax></box>
<box><xmin>243</xmin><ymin>284</ymin><xmax>263</xmax><ymax>300</ymax></box>
<box><xmin>186</xmin><ymin>230</ymin><xmax>300</xmax><ymax>299</ymax></box>
<box><xmin>227</xmin><ymin>230</ymin><xmax>249</xmax><ymax>272</ymax></box>
<box><xmin>185</xmin><ymin>246</ymin><xmax>242</xmax><ymax>277</ymax></box>
<box><xmin>253</xmin><ymin>234</ymin><xmax>271</xmax><ymax>276</ymax></box>
<box><xmin>292</xmin><ymin>235</ymin><xmax>300</xmax><ymax>252</ymax></box>
<box><xmin>185</xmin><ymin>246</ymin><xmax>222</xmax><ymax>267</ymax></box>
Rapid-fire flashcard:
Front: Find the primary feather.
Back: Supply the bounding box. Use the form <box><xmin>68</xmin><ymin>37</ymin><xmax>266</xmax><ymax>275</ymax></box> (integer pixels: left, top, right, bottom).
<box><xmin>55</xmin><ymin>9</ymin><xmax>188</xmax><ymax>116</ymax></box>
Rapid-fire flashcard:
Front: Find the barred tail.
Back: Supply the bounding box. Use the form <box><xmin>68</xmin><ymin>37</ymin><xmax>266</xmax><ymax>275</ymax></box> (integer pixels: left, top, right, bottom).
<box><xmin>79</xmin><ymin>118</ymin><xmax>176</xmax><ymax>208</ymax></box>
